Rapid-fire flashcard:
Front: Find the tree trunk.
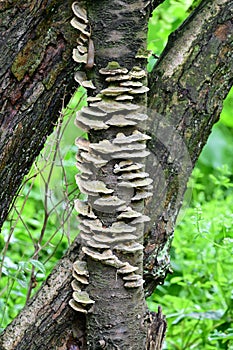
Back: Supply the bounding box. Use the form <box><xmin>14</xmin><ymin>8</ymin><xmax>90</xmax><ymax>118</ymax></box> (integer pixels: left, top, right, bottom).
<box><xmin>0</xmin><ymin>0</ymin><xmax>232</xmax><ymax>349</ymax></box>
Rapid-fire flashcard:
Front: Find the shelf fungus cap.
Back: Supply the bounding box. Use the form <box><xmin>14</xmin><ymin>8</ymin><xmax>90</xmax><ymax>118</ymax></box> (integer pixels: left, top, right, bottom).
<box><xmin>78</xmin><ymin>33</ymin><xmax>89</xmax><ymax>44</ymax></box>
<box><xmin>79</xmin><ymin>222</ymin><xmax>92</xmax><ymax>234</ymax></box>
<box><xmin>79</xmin><ymin>151</ymin><xmax>108</xmax><ymax>168</ymax></box>
<box><xmin>82</xmin><ymin>247</ymin><xmax>114</xmax><ymax>261</ymax></box>
<box><xmin>94</xmin><ymin>101</ymin><xmax>139</xmax><ymax>113</ymax></box>
<box><xmin>129</xmin><ymin>86</ymin><xmax>149</xmax><ymax>94</ymax></box>
<box><xmin>81</xmin><ymin>106</ymin><xmax>107</xmax><ymax>118</ymax></box>
<box><xmin>87</xmin><ymin>96</ymin><xmax>102</xmax><ymax>103</ymax></box>
<box><xmin>93</xmin><ymin>196</ymin><xmax>126</xmax><ymax>211</ymax></box>
<box><xmin>112</xmin><ymin>150</ymin><xmax>150</xmax><ymax>160</ymax></box>
<box><xmin>117</xmin><ymin>207</ymin><xmax>142</xmax><ymax>220</ymax></box>
<box><xmin>74</xmin><ymin>71</ymin><xmax>87</xmax><ymax>85</ymax></box>
<box><xmin>75</xmin><ymin>200</ymin><xmax>97</xmax><ymax>219</ymax></box>
<box><xmin>105</xmin><ymin>74</ymin><xmax>131</xmax><ymax>82</ymax></box>
<box><xmin>120</xmin><ymin>81</ymin><xmax>143</xmax><ymax>87</ymax></box>
<box><xmin>99</xmin><ymin>61</ymin><xmax>128</xmax><ymax>75</ymax></box>
<box><xmin>73</xmin><ymin>49</ymin><xmax>88</xmax><ymax>64</ymax></box>
<box><xmin>125</xmin><ymin>112</ymin><xmax>148</xmax><ymax>122</ymax></box>
<box><xmin>92</xmin><ymin>221</ymin><xmax>136</xmax><ymax>235</ymax></box>
<box><xmin>81</xmin><ymin>218</ymin><xmax>104</xmax><ymax>232</ymax></box>
<box><xmin>69</xmin><ymin>299</ymin><xmax>88</xmax><ymax>313</ymax></box>
<box><xmin>100</xmin><ymin>86</ymin><xmax>131</xmax><ymax>96</ymax></box>
<box><xmin>75</xmin><ymin>137</ymin><xmax>90</xmax><ymax>151</ymax></box>
<box><xmin>75</xmin><ymin>114</ymin><xmax>109</xmax><ymax>131</ymax></box>
<box><xmin>131</xmin><ymin>191</ymin><xmax>153</xmax><ymax>201</ymax></box>
<box><xmin>71</xmin><ymin>279</ymin><xmax>82</xmax><ymax>292</ymax></box>
<box><xmin>76</xmin><ymin>161</ymin><xmax>92</xmax><ymax>176</ymax></box>
<box><xmin>114</xmin><ymin>242</ymin><xmax>143</xmax><ymax>253</ymax></box>
<box><xmin>115</xmin><ymin>95</ymin><xmax>134</xmax><ymax>101</ymax></box>
<box><xmin>89</xmin><ymin>140</ymin><xmax>120</xmax><ymax>155</ymax></box>
<box><xmin>106</xmin><ymin>115</ymin><xmax>137</xmax><ymax>127</ymax></box>
<box><xmin>130</xmin><ymin>215</ymin><xmax>151</xmax><ymax>225</ymax></box>
<box><xmin>129</xmin><ymin>66</ymin><xmax>146</xmax><ymax>79</ymax></box>
<box><xmin>80</xmin><ymin>232</ymin><xmax>92</xmax><ymax>243</ymax></box>
<box><xmin>124</xmin><ymin>278</ymin><xmax>144</xmax><ymax>288</ymax></box>
<box><xmin>101</xmin><ymin>256</ymin><xmax>126</xmax><ymax>268</ymax></box>
<box><xmin>118</xmin><ymin>263</ymin><xmax>139</xmax><ymax>274</ymax></box>
<box><xmin>86</xmin><ymin>240</ymin><xmax>110</xmax><ymax>250</ymax></box>
<box><xmin>118</xmin><ymin>178</ymin><xmax>153</xmax><ymax>189</ymax></box>
<box><xmin>70</xmin><ymin>17</ymin><xmax>90</xmax><ymax>37</ymax></box>
<box><xmin>76</xmin><ymin>177</ymin><xmax>114</xmax><ymax>195</ymax></box>
<box><xmin>93</xmin><ymin>233</ymin><xmax>137</xmax><ymax>244</ymax></box>
<box><xmin>118</xmin><ymin>172</ymin><xmax>149</xmax><ymax>181</ymax></box>
<box><xmin>72</xmin><ymin>2</ymin><xmax>88</xmax><ymax>23</ymax></box>
<box><xmin>72</xmin><ymin>270</ymin><xmax>89</xmax><ymax>285</ymax></box>
<box><xmin>113</xmin><ymin>131</ymin><xmax>150</xmax><ymax>144</ymax></box>
<box><xmin>73</xmin><ymin>291</ymin><xmax>95</xmax><ymax>305</ymax></box>
<box><xmin>123</xmin><ymin>273</ymin><xmax>142</xmax><ymax>281</ymax></box>
<box><xmin>113</xmin><ymin>161</ymin><xmax>144</xmax><ymax>174</ymax></box>
<box><xmin>82</xmin><ymin>80</ymin><xmax>96</xmax><ymax>90</ymax></box>
<box><xmin>73</xmin><ymin>260</ymin><xmax>89</xmax><ymax>277</ymax></box>
<box><xmin>77</xmin><ymin>45</ymin><xmax>87</xmax><ymax>54</ymax></box>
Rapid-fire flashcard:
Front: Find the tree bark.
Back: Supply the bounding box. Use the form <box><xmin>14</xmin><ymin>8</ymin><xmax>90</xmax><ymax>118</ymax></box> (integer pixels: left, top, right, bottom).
<box><xmin>0</xmin><ymin>0</ymin><xmax>232</xmax><ymax>349</ymax></box>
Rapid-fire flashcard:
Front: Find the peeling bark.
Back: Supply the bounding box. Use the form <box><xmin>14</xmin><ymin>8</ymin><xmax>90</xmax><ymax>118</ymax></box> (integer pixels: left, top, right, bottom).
<box><xmin>0</xmin><ymin>0</ymin><xmax>232</xmax><ymax>349</ymax></box>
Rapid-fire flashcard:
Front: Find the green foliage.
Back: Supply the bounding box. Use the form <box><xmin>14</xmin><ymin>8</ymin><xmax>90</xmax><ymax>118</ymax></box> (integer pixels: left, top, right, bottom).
<box><xmin>147</xmin><ymin>165</ymin><xmax>233</xmax><ymax>349</ymax></box>
<box><xmin>147</xmin><ymin>0</ymin><xmax>198</xmax><ymax>71</ymax></box>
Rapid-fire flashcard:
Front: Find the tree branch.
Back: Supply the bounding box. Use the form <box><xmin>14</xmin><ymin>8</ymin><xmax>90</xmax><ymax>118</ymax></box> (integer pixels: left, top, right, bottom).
<box><xmin>143</xmin><ymin>0</ymin><xmax>233</xmax><ymax>295</ymax></box>
<box><xmin>0</xmin><ymin>0</ymin><xmax>77</xmax><ymax>229</ymax></box>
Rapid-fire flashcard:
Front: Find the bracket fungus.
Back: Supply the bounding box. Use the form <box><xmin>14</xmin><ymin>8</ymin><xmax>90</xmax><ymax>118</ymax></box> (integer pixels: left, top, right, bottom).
<box><xmin>118</xmin><ymin>263</ymin><xmax>139</xmax><ymax>275</ymax></box>
<box><xmin>93</xmin><ymin>196</ymin><xmax>126</xmax><ymax>211</ymax></box>
<box><xmin>71</xmin><ymin>2</ymin><xmax>88</xmax><ymax>24</ymax></box>
<box><xmin>72</xmin><ymin>291</ymin><xmax>95</xmax><ymax>305</ymax></box>
<box><xmin>74</xmin><ymin>200</ymin><xmax>97</xmax><ymax>219</ymax></box>
<box><xmin>71</xmin><ymin>1</ymin><xmax>95</xmax><ymax>85</ymax></box>
<box><xmin>69</xmin><ymin>291</ymin><xmax>95</xmax><ymax>314</ymax></box>
<box><xmin>114</xmin><ymin>242</ymin><xmax>144</xmax><ymax>253</ymax></box>
<box><xmin>73</xmin><ymin>260</ymin><xmax>89</xmax><ymax>277</ymax></box>
<box><xmin>69</xmin><ymin>299</ymin><xmax>88</xmax><ymax>314</ymax></box>
<box><xmin>72</xmin><ymin>270</ymin><xmax>89</xmax><ymax>285</ymax></box>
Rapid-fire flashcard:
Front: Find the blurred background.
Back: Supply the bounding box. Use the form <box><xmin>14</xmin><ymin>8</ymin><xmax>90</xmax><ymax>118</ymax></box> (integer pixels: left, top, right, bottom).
<box><xmin>0</xmin><ymin>1</ymin><xmax>232</xmax><ymax>348</ymax></box>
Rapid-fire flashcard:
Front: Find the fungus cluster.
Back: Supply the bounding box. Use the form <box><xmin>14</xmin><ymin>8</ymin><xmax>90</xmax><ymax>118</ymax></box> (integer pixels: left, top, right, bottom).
<box><xmin>70</xmin><ymin>60</ymin><xmax>153</xmax><ymax>306</ymax></box>
<box><xmin>69</xmin><ymin>260</ymin><xmax>95</xmax><ymax>313</ymax></box>
<box><xmin>71</xmin><ymin>2</ymin><xmax>95</xmax><ymax>89</ymax></box>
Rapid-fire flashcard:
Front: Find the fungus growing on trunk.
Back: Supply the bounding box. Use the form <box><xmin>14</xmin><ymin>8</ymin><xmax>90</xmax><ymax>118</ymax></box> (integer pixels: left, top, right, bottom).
<box><xmin>70</xmin><ymin>56</ymin><xmax>153</xmax><ymax>318</ymax></box>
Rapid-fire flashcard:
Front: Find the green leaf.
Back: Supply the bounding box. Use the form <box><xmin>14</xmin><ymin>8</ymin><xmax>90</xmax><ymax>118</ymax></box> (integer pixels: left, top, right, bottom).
<box><xmin>29</xmin><ymin>259</ymin><xmax>46</xmax><ymax>274</ymax></box>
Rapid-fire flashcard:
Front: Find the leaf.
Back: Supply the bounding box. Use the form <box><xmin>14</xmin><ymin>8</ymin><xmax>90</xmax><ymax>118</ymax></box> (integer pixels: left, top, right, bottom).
<box><xmin>29</xmin><ymin>259</ymin><xmax>46</xmax><ymax>274</ymax></box>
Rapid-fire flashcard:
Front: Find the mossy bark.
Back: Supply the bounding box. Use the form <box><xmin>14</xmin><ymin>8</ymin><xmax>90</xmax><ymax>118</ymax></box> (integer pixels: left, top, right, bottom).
<box><xmin>0</xmin><ymin>0</ymin><xmax>232</xmax><ymax>349</ymax></box>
